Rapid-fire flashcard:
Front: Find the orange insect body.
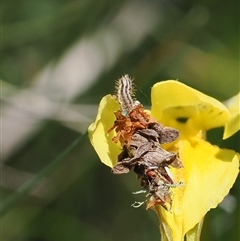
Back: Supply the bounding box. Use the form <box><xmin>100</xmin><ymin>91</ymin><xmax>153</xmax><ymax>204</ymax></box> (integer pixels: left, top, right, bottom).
<box><xmin>108</xmin><ymin>104</ymin><xmax>156</xmax><ymax>146</ymax></box>
<box><xmin>108</xmin><ymin>74</ymin><xmax>153</xmax><ymax>145</ymax></box>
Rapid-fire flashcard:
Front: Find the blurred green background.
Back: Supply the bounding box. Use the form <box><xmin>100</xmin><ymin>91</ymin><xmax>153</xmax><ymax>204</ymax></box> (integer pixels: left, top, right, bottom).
<box><xmin>2</xmin><ymin>0</ymin><xmax>239</xmax><ymax>240</ymax></box>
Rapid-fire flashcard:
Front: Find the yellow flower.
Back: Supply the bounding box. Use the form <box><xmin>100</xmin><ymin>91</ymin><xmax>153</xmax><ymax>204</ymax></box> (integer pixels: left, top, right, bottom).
<box><xmin>223</xmin><ymin>92</ymin><xmax>240</xmax><ymax>139</ymax></box>
<box><xmin>151</xmin><ymin>81</ymin><xmax>239</xmax><ymax>241</ymax></box>
<box><xmin>88</xmin><ymin>80</ymin><xmax>239</xmax><ymax>241</ymax></box>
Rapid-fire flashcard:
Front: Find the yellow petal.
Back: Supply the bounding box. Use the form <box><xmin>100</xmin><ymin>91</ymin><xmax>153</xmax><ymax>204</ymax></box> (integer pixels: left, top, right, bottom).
<box><xmin>223</xmin><ymin>92</ymin><xmax>240</xmax><ymax>139</ymax></box>
<box><xmin>88</xmin><ymin>95</ymin><xmax>121</xmax><ymax>167</ymax></box>
<box><xmin>156</xmin><ymin>137</ymin><xmax>239</xmax><ymax>241</ymax></box>
<box><xmin>151</xmin><ymin>81</ymin><xmax>229</xmax><ymax>136</ymax></box>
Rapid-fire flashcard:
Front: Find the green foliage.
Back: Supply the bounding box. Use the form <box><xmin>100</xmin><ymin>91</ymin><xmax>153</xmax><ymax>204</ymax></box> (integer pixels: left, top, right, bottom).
<box><xmin>2</xmin><ymin>0</ymin><xmax>239</xmax><ymax>240</ymax></box>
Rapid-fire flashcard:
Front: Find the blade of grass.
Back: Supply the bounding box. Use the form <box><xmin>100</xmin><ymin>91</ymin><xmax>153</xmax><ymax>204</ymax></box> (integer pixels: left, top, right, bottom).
<box><xmin>1</xmin><ymin>132</ymin><xmax>87</xmax><ymax>217</ymax></box>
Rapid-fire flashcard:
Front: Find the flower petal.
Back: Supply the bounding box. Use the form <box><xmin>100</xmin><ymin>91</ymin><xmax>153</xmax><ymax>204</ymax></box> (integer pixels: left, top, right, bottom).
<box><xmin>151</xmin><ymin>81</ymin><xmax>229</xmax><ymax>136</ymax></box>
<box><xmin>156</xmin><ymin>137</ymin><xmax>239</xmax><ymax>241</ymax></box>
<box><xmin>223</xmin><ymin>92</ymin><xmax>240</xmax><ymax>139</ymax></box>
<box><xmin>88</xmin><ymin>95</ymin><xmax>121</xmax><ymax>167</ymax></box>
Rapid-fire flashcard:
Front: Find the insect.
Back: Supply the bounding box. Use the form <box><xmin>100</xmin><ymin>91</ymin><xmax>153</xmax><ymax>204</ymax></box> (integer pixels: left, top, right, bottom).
<box><xmin>115</xmin><ymin>75</ymin><xmax>140</xmax><ymax>116</ymax></box>
<box><xmin>108</xmin><ymin>75</ymin><xmax>183</xmax><ymax>210</ymax></box>
<box><xmin>108</xmin><ymin>75</ymin><xmax>155</xmax><ymax>146</ymax></box>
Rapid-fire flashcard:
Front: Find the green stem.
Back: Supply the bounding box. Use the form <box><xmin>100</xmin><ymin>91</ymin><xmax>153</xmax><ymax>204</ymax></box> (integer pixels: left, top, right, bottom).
<box><xmin>154</xmin><ymin>206</ymin><xmax>204</xmax><ymax>241</ymax></box>
<box><xmin>1</xmin><ymin>133</ymin><xmax>87</xmax><ymax>217</ymax></box>
<box><xmin>153</xmin><ymin>207</ymin><xmax>172</xmax><ymax>241</ymax></box>
<box><xmin>185</xmin><ymin>218</ymin><xmax>204</xmax><ymax>241</ymax></box>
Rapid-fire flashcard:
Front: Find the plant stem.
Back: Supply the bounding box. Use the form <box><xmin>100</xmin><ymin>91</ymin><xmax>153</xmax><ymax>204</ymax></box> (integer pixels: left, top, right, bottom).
<box><xmin>185</xmin><ymin>218</ymin><xmax>204</xmax><ymax>241</ymax></box>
